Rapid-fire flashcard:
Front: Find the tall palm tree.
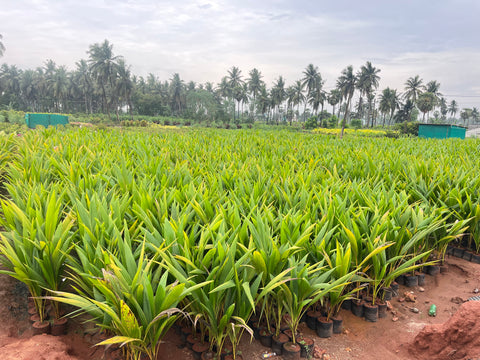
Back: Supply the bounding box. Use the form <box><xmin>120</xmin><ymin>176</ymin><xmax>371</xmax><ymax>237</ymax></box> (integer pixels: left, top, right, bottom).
<box><xmin>87</xmin><ymin>39</ymin><xmax>121</xmax><ymax>120</ymax></box>
<box><xmin>416</xmin><ymin>92</ymin><xmax>436</xmax><ymax>123</ymax></box>
<box><xmin>2</xmin><ymin>65</ymin><xmax>21</xmax><ymax>97</ymax></box>
<box><xmin>256</xmin><ymin>85</ymin><xmax>271</xmax><ymax>122</ymax></box>
<box><xmin>379</xmin><ymin>87</ymin><xmax>400</xmax><ymax>126</ymax></box>
<box><xmin>247</xmin><ymin>68</ymin><xmax>264</xmax><ymax>120</ymax></box>
<box><xmin>75</xmin><ymin>59</ymin><xmax>93</xmax><ymax>113</ymax></box>
<box><xmin>472</xmin><ymin>107</ymin><xmax>480</xmax><ymax>124</ymax></box>
<box><xmin>33</xmin><ymin>67</ymin><xmax>48</xmax><ymax>112</ymax></box>
<box><xmin>302</xmin><ymin>64</ymin><xmax>323</xmax><ymax>119</ymax></box>
<box><xmin>425</xmin><ymin>80</ymin><xmax>442</xmax><ymax>100</ymax></box>
<box><xmin>271</xmin><ymin>76</ymin><xmax>286</xmax><ymax>123</ymax></box>
<box><xmin>308</xmin><ymin>87</ymin><xmax>326</xmax><ymax>118</ymax></box>
<box><xmin>169</xmin><ymin>73</ymin><xmax>185</xmax><ymax>115</ymax></box>
<box><xmin>204</xmin><ymin>82</ymin><xmax>214</xmax><ymax>94</ymax></box>
<box><xmin>47</xmin><ymin>65</ymin><xmax>69</xmax><ymax>112</ymax></box>
<box><xmin>0</xmin><ymin>34</ymin><xmax>5</xmax><ymax>57</ymax></box>
<box><xmin>290</xmin><ymin>80</ymin><xmax>306</xmax><ymax>121</ymax></box>
<box><xmin>460</xmin><ymin>108</ymin><xmax>472</xmax><ymax>125</ymax></box>
<box><xmin>236</xmin><ymin>83</ymin><xmax>249</xmax><ymax>120</ymax></box>
<box><xmin>217</xmin><ymin>77</ymin><xmax>230</xmax><ymax>99</ymax></box>
<box><xmin>328</xmin><ymin>89</ymin><xmax>341</xmax><ymax>117</ymax></box>
<box><xmin>439</xmin><ymin>97</ymin><xmax>448</xmax><ymax>121</ymax></box>
<box><xmin>357</xmin><ymin>61</ymin><xmax>381</xmax><ymax>127</ymax></box>
<box><xmin>448</xmin><ymin>100</ymin><xmax>458</xmax><ymax>118</ymax></box>
<box><xmin>379</xmin><ymin>89</ymin><xmax>390</xmax><ymax>126</ymax></box>
<box><xmin>227</xmin><ymin>66</ymin><xmax>244</xmax><ymax>121</ymax></box>
<box><xmin>336</xmin><ymin>66</ymin><xmax>357</xmax><ymax>138</ymax></box>
<box><xmin>404</xmin><ymin>75</ymin><xmax>424</xmax><ymax>103</ymax></box>
<box><xmin>186</xmin><ymin>81</ymin><xmax>196</xmax><ymax>92</ymax></box>
<box><xmin>116</xmin><ymin>59</ymin><xmax>134</xmax><ymax>120</ymax></box>
<box><xmin>20</xmin><ymin>70</ymin><xmax>37</xmax><ymax>110</ymax></box>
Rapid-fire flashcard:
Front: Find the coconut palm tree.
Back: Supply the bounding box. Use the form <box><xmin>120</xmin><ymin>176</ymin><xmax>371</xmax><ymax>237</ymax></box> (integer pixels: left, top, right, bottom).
<box><xmin>20</xmin><ymin>70</ymin><xmax>37</xmax><ymax>110</ymax></box>
<box><xmin>290</xmin><ymin>80</ymin><xmax>306</xmax><ymax>121</ymax></box>
<box><xmin>416</xmin><ymin>92</ymin><xmax>436</xmax><ymax>123</ymax></box>
<box><xmin>227</xmin><ymin>66</ymin><xmax>244</xmax><ymax>122</ymax></box>
<box><xmin>302</xmin><ymin>64</ymin><xmax>321</xmax><ymax>94</ymax></box>
<box><xmin>47</xmin><ymin>65</ymin><xmax>69</xmax><ymax>112</ymax></box>
<box><xmin>404</xmin><ymin>75</ymin><xmax>424</xmax><ymax>103</ymax></box>
<box><xmin>472</xmin><ymin>107</ymin><xmax>480</xmax><ymax>124</ymax></box>
<box><xmin>308</xmin><ymin>86</ymin><xmax>326</xmax><ymax>118</ymax></box>
<box><xmin>271</xmin><ymin>76</ymin><xmax>286</xmax><ymax>123</ymax></box>
<box><xmin>33</xmin><ymin>67</ymin><xmax>48</xmax><ymax>112</ymax></box>
<box><xmin>169</xmin><ymin>73</ymin><xmax>185</xmax><ymax>115</ymax></box>
<box><xmin>449</xmin><ymin>100</ymin><xmax>458</xmax><ymax>119</ymax></box>
<box><xmin>237</xmin><ymin>83</ymin><xmax>249</xmax><ymax>120</ymax></box>
<box><xmin>379</xmin><ymin>88</ymin><xmax>399</xmax><ymax>126</ymax></box>
<box><xmin>460</xmin><ymin>108</ymin><xmax>472</xmax><ymax>125</ymax></box>
<box><xmin>75</xmin><ymin>59</ymin><xmax>93</xmax><ymax>113</ymax></box>
<box><xmin>425</xmin><ymin>80</ymin><xmax>442</xmax><ymax>102</ymax></box>
<box><xmin>379</xmin><ymin>89</ymin><xmax>390</xmax><ymax>126</ymax></box>
<box><xmin>394</xmin><ymin>99</ymin><xmax>415</xmax><ymax>124</ymax></box>
<box><xmin>186</xmin><ymin>81</ymin><xmax>196</xmax><ymax>92</ymax></box>
<box><xmin>387</xmin><ymin>89</ymin><xmax>400</xmax><ymax>125</ymax></box>
<box><xmin>2</xmin><ymin>65</ymin><xmax>21</xmax><ymax>98</ymax></box>
<box><xmin>302</xmin><ymin>64</ymin><xmax>323</xmax><ymax>119</ymax></box>
<box><xmin>328</xmin><ymin>89</ymin><xmax>341</xmax><ymax>118</ymax></box>
<box><xmin>247</xmin><ymin>68</ymin><xmax>264</xmax><ymax>120</ymax></box>
<box><xmin>439</xmin><ymin>97</ymin><xmax>448</xmax><ymax>121</ymax></box>
<box><xmin>336</xmin><ymin>66</ymin><xmax>357</xmax><ymax>138</ymax></box>
<box><xmin>87</xmin><ymin>39</ymin><xmax>121</xmax><ymax>120</ymax></box>
<box><xmin>357</xmin><ymin>62</ymin><xmax>381</xmax><ymax>127</ymax></box>
<box><xmin>115</xmin><ymin>59</ymin><xmax>134</xmax><ymax>120</ymax></box>
<box><xmin>256</xmin><ymin>84</ymin><xmax>270</xmax><ymax>120</ymax></box>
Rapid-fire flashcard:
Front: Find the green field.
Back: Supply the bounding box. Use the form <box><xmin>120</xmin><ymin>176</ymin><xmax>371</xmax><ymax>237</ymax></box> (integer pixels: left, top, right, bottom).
<box><xmin>0</xmin><ymin>127</ymin><xmax>479</xmax><ymax>359</ymax></box>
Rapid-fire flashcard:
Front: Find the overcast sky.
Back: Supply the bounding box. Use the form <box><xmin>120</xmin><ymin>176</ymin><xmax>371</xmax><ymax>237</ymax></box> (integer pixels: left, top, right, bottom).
<box><xmin>1</xmin><ymin>0</ymin><xmax>480</xmax><ymax>109</ymax></box>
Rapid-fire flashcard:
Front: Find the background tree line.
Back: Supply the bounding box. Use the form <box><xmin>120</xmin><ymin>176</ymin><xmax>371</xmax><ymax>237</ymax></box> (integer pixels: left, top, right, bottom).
<box><xmin>0</xmin><ymin>38</ymin><xmax>479</xmax><ymax>127</ymax></box>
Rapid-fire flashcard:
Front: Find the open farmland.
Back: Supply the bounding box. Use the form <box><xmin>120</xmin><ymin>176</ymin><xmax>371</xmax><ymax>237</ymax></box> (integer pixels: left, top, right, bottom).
<box><xmin>1</xmin><ymin>127</ymin><xmax>480</xmax><ymax>360</ymax></box>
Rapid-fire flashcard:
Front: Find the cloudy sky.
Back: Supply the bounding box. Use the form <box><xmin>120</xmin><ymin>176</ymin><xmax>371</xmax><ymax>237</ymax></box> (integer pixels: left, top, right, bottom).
<box><xmin>1</xmin><ymin>0</ymin><xmax>480</xmax><ymax>109</ymax></box>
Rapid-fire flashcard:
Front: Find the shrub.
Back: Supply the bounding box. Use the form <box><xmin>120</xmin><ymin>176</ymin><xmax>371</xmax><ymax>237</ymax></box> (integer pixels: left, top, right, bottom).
<box><xmin>394</xmin><ymin>121</ymin><xmax>419</xmax><ymax>136</ymax></box>
<box><xmin>327</xmin><ymin>115</ymin><xmax>338</xmax><ymax>128</ymax></box>
<box><xmin>304</xmin><ymin>116</ymin><xmax>318</xmax><ymax>130</ymax></box>
<box><xmin>350</xmin><ymin>119</ymin><xmax>362</xmax><ymax>129</ymax></box>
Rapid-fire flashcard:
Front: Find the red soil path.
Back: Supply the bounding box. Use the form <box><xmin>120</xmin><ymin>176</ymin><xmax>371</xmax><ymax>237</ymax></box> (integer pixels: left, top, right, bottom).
<box><xmin>1</xmin><ymin>255</ymin><xmax>479</xmax><ymax>360</ymax></box>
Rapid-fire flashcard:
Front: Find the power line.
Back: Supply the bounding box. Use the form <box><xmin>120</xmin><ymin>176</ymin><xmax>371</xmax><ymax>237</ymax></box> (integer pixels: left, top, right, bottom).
<box><xmin>443</xmin><ymin>95</ymin><xmax>480</xmax><ymax>98</ymax></box>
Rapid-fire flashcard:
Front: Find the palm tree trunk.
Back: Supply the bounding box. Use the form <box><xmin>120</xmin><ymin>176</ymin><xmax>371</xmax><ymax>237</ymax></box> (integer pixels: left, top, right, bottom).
<box><xmin>84</xmin><ymin>93</ymin><xmax>88</xmax><ymax>113</ymax></box>
<box><xmin>367</xmin><ymin>100</ymin><xmax>373</xmax><ymax>127</ymax></box>
<box><xmin>101</xmin><ymin>83</ymin><xmax>111</xmax><ymax>120</ymax></box>
<box><xmin>128</xmin><ymin>96</ymin><xmax>134</xmax><ymax>121</ymax></box>
<box><xmin>341</xmin><ymin>95</ymin><xmax>352</xmax><ymax>139</ymax></box>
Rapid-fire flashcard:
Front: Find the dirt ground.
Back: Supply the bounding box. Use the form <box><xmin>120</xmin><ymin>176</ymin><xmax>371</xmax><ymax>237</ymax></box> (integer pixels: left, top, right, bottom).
<box><xmin>1</xmin><ymin>255</ymin><xmax>479</xmax><ymax>360</ymax></box>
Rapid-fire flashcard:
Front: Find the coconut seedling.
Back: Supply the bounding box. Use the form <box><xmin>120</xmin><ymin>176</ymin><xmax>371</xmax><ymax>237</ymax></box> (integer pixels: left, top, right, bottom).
<box><xmin>280</xmin><ymin>255</ymin><xmax>353</xmax><ymax>346</ymax></box>
<box><xmin>50</xmin><ymin>239</ymin><xmax>202</xmax><ymax>360</ymax></box>
<box><xmin>0</xmin><ymin>190</ymin><xmax>75</xmax><ymax>321</ymax></box>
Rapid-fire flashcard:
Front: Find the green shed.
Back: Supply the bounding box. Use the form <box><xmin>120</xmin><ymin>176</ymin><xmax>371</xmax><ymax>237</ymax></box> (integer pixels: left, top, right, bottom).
<box><xmin>418</xmin><ymin>124</ymin><xmax>466</xmax><ymax>139</ymax></box>
<box><xmin>25</xmin><ymin>113</ymin><xmax>69</xmax><ymax>129</ymax></box>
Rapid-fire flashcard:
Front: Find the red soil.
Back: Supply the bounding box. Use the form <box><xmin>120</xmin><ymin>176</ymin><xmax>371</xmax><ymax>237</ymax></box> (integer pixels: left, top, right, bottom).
<box><xmin>0</xmin><ymin>255</ymin><xmax>479</xmax><ymax>360</ymax></box>
<box><xmin>409</xmin><ymin>301</ymin><xmax>480</xmax><ymax>360</ymax></box>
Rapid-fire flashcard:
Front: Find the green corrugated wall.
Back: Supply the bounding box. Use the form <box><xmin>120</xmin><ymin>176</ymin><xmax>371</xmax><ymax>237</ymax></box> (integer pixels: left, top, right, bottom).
<box><xmin>25</xmin><ymin>113</ymin><xmax>69</xmax><ymax>129</ymax></box>
<box><xmin>418</xmin><ymin>124</ymin><xmax>466</xmax><ymax>139</ymax></box>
